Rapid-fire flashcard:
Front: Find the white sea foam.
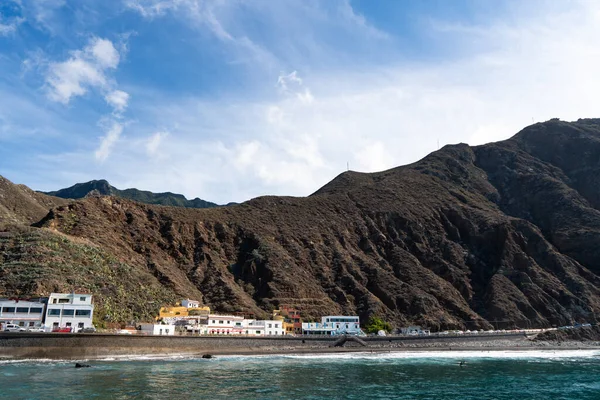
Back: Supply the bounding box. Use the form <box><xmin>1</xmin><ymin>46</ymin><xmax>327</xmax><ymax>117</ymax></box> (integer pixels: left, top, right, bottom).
<box><xmin>276</xmin><ymin>349</ymin><xmax>600</xmax><ymax>360</ymax></box>
<box><xmin>2</xmin><ymin>349</ymin><xmax>598</xmax><ymax>364</ymax></box>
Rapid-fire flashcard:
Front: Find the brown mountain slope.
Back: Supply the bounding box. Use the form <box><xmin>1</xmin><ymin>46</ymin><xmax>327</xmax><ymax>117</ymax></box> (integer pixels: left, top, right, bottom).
<box><xmin>0</xmin><ymin>175</ymin><xmax>66</xmax><ymax>226</ymax></box>
<box><xmin>3</xmin><ymin>118</ymin><xmax>600</xmax><ymax>329</ymax></box>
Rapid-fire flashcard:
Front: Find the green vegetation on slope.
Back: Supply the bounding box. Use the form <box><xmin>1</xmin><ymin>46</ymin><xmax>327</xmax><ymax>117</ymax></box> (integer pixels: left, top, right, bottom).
<box><xmin>0</xmin><ymin>225</ymin><xmax>176</xmax><ymax>326</ymax></box>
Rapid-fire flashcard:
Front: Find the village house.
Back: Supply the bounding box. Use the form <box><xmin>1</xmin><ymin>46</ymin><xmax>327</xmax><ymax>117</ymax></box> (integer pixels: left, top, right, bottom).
<box><xmin>272</xmin><ymin>306</ymin><xmax>302</xmax><ymax>335</ymax></box>
<box><xmin>206</xmin><ymin>314</ymin><xmax>244</xmax><ymax>335</ymax></box>
<box><xmin>44</xmin><ymin>293</ymin><xmax>94</xmax><ymax>332</ymax></box>
<box><xmin>139</xmin><ymin>323</ymin><xmax>176</xmax><ymax>336</ymax></box>
<box><xmin>158</xmin><ymin>300</ymin><xmax>210</xmax><ymax>321</ymax></box>
<box><xmin>0</xmin><ymin>298</ymin><xmax>46</xmax><ymax>330</ymax></box>
<box><xmin>302</xmin><ymin>315</ymin><xmax>363</xmax><ymax>336</ymax></box>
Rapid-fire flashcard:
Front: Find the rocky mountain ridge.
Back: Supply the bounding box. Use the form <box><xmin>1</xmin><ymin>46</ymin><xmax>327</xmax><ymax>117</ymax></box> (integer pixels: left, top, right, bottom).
<box><xmin>44</xmin><ymin>179</ymin><xmax>220</xmax><ymax>209</ymax></box>
<box><xmin>2</xmin><ymin>118</ymin><xmax>600</xmax><ymax>329</ymax></box>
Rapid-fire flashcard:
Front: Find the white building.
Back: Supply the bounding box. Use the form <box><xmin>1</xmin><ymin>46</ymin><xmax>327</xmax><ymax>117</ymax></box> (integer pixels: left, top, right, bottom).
<box><xmin>242</xmin><ymin>319</ymin><xmax>265</xmax><ymax>336</ymax></box>
<box><xmin>239</xmin><ymin>319</ymin><xmax>284</xmax><ymax>336</ymax></box>
<box><xmin>265</xmin><ymin>320</ymin><xmax>284</xmax><ymax>336</ymax></box>
<box><xmin>181</xmin><ymin>299</ymin><xmax>200</xmax><ymax>308</ymax></box>
<box><xmin>140</xmin><ymin>323</ymin><xmax>175</xmax><ymax>336</ymax></box>
<box><xmin>302</xmin><ymin>316</ymin><xmax>363</xmax><ymax>336</ymax></box>
<box><xmin>206</xmin><ymin>314</ymin><xmax>244</xmax><ymax>335</ymax></box>
<box><xmin>0</xmin><ymin>298</ymin><xmax>46</xmax><ymax>330</ymax></box>
<box><xmin>44</xmin><ymin>293</ymin><xmax>94</xmax><ymax>332</ymax></box>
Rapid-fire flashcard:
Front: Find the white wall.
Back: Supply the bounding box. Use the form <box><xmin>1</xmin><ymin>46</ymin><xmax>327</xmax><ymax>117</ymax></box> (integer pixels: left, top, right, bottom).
<box><xmin>140</xmin><ymin>323</ymin><xmax>175</xmax><ymax>336</ymax></box>
<box><xmin>45</xmin><ymin>293</ymin><xmax>94</xmax><ymax>331</ymax></box>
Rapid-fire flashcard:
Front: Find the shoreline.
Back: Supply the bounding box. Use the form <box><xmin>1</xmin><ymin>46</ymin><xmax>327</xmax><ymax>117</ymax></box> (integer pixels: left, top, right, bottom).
<box><xmin>2</xmin><ymin>345</ymin><xmax>600</xmax><ymax>363</ymax></box>
<box><xmin>2</xmin><ymin>332</ymin><xmax>600</xmax><ymax>360</ymax></box>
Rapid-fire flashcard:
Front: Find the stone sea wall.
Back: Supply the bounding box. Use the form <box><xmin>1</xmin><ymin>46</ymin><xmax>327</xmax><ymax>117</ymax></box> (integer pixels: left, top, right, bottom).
<box><xmin>0</xmin><ymin>333</ymin><xmax>527</xmax><ymax>359</ymax></box>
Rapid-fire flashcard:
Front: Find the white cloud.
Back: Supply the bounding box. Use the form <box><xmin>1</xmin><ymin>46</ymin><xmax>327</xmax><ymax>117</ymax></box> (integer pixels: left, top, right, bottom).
<box><xmin>277</xmin><ymin>71</ymin><xmax>302</xmax><ymax>91</ymax></box>
<box><xmin>95</xmin><ymin>121</ymin><xmax>124</xmax><ymax>162</ymax></box>
<box><xmin>0</xmin><ymin>17</ymin><xmax>24</xmax><ymax>36</ymax></box>
<box><xmin>297</xmin><ymin>88</ymin><xmax>314</xmax><ymax>105</ymax></box>
<box><xmin>90</xmin><ymin>38</ymin><xmax>120</xmax><ymax>69</ymax></box>
<box><xmin>46</xmin><ymin>57</ymin><xmax>106</xmax><ymax>104</ymax></box>
<box><xmin>105</xmin><ymin>90</ymin><xmax>130</xmax><ymax>113</ymax></box>
<box><xmin>125</xmin><ymin>0</ymin><xmax>179</xmax><ymax>18</ymax></box>
<box><xmin>145</xmin><ymin>131</ymin><xmax>168</xmax><ymax>156</ymax></box>
<box><xmin>45</xmin><ymin>37</ymin><xmax>122</xmax><ymax>105</ymax></box>
<box><xmin>43</xmin><ymin>37</ymin><xmax>130</xmax><ymax>161</ymax></box>
<box><xmin>354</xmin><ymin>142</ymin><xmax>394</xmax><ymax>172</ymax></box>
<box><xmin>21</xmin><ymin>0</ymin><xmax>66</xmax><ymax>34</ymax></box>
<box><xmin>337</xmin><ymin>0</ymin><xmax>389</xmax><ymax>39</ymax></box>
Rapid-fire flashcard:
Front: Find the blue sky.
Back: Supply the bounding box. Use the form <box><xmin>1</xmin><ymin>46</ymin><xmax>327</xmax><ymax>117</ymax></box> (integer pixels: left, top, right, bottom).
<box><xmin>1</xmin><ymin>0</ymin><xmax>600</xmax><ymax>204</ymax></box>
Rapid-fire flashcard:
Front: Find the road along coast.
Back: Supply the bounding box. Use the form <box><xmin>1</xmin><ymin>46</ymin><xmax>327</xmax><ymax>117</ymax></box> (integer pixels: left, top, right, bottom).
<box><xmin>2</xmin><ymin>332</ymin><xmax>599</xmax><ymax>360</ymax></box>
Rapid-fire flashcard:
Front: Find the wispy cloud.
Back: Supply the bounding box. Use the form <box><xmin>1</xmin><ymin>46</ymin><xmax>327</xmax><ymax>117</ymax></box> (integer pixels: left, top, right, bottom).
<box><xmin>0</xmin><ymin>17</ymin><xmax>24</xmax><ymax>36</ymax></box>
<box><xmin>105</xmin><ymin>90</ymin><xmax>130</xmax><ymax>114</ymax></box>
<box><xmin>145</xmin><ymin>131</ymin><xmax>168</xmax><ymax>157</ymax></box>
<box><xmin>43</xmin><ymin>37</ymin><xmax>130</xmax><ymax>161</ymax></box>
<box><xmin>95</xmin><ymin>119</ymin><xmax>124</xmax><ymax>162</ymax></box>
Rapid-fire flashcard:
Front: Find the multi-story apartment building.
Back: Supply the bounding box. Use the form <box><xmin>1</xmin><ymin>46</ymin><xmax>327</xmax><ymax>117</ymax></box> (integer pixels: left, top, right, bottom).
<box><xmin>206</xmin><ymin>314</ymin><xmax>244</xmax><ymax>335</ymax></box>
<box><xmin>44</xmin><ymin>293</ymin><xmax>94</xmax><ymax>332</ymax></box>
<box><xmin>302</xmin><ymin>316</ymin><xmax>363</xmax><ymax>336</ymax></box>
<box><xmin>0</xmin><ymin>298</ymin><xmax>46</xmax><ymax>330</ymax></box>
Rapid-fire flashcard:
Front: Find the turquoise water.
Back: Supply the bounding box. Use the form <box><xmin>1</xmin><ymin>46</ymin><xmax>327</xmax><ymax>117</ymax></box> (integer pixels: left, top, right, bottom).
<box><xmin>1</xmin><ymin>350</ymin><xmax>600</xmax><ymax>399</ymax></box>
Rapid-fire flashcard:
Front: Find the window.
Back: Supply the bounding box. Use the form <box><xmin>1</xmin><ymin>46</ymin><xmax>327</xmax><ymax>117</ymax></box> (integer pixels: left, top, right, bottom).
<box><xmin>66</xmin><ymin>322</ymin><xmax>72</xmax><ymax>327</ymax></box>
<box><xmin>227</xmin><ymin>321</ymin><xmax>230</xmax><ymax>324</ymax></box>
<box><xmin>30</xmin><ymin>308</ymin><xmax>43</xmax><ymax>313</ymax></box>
<box><xmin>76</xmin><ymin>310</ymin><xmax>91</xmax><ymax>317</ymax></box>
<box><xmin>19</xmin><ymin>321</ymin><xmax>25</xmax><ymax>326</ymax></box>
<box><xmin>219</xmin><ymin>320</ymin><xmax>224</xmax><ymax>324</ymax></box>
<box><xmin>16</xmin><ymin>307</ymin><xmax>29</xmax><ymax>313</ymax></box>
<box><xmin>268</xmin><ymin>323</ymin><xmax>272</xmax><ymax>328</ymax></box>
<box><xmin>80</xmin><ymin>297</ymin><xmax>86</xmax><ymax>301</ymax></box>
<box><xmin>212</xmin><ymin>320</ymin><xmax>215</xmax><ymax>324</ymax></box>
<box><xmin>29</xmin><ymin>322</ymin><xmax>34</xmax><ymax>327</ymax></box>
<box><xmin>53</xmin><ymin>322</ymin><xmax>59</xmax><ymax>327</ymax></box>
<box><xmin>58</xmin><ymin>299</ymin><xmax>70</xmax><ymax>304</ymax></box>
<box><xmin>63</xmin><ymin>309</ymin><xmax>75</xmax><ymax>316</ymax></box>
<box><xmin>2</xmin><ymin>307</ymin><xmax>15</xmax><ymax>313</ymax></box>
<box><xmin>48</xmin><ymin>309</ymin><xmax>61</xmax><ymax>316</ymax></box>
<box><xmin>256</xmin><ymin>331</ymin><xmax>260</xmax><ymax>334</ymax></box>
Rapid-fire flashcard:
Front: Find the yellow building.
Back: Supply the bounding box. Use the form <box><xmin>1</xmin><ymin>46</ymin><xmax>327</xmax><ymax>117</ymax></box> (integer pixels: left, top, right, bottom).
<box><xmin>158</xmin><ymin>300</ymin><xmax>210</xmax><ymax>320</ymax></box>
<box><xmin>272</xmin><ymin>307</ymin><xmax>302</xmax><ymax>335</ymax></box>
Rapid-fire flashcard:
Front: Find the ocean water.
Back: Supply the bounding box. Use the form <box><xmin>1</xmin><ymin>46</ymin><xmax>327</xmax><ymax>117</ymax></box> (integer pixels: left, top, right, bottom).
<box><xmin>1</xmin><ymin>350</ymin><xmax>600</xmax><ymax>399</ymax></box>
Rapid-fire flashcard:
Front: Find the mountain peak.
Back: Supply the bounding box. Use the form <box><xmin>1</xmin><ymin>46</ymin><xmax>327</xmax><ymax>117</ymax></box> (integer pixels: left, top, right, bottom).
<box><xmin>43</xmin><ymin>180</ymin><xmax>220</xmax><ymax>209</ymax></box>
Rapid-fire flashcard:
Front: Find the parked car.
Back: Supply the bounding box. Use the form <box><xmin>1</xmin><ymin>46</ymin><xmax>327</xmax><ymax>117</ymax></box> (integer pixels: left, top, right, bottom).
<box><xmin>117</xmin><ymin>329</ymin><xmax>133</xmax><ymax>335</ymax></box>
<box><xmin>3</xmin><ymin>324</ymin><xmax>25</xmax><ymax>332</ymax></box>
<box><xmin>77</xmin><ymin>327</ymin><xmax>97</xmax><ymax>333</ymax></box>
<box><xmin>52</xmin><ymin>327</ymin><xmax>73</xmax><ymax>333</ymax></box>
<box><xmin>26</xmin><ymin>327</ymin><xmax>46</xmax><ymax>333</ymax></box>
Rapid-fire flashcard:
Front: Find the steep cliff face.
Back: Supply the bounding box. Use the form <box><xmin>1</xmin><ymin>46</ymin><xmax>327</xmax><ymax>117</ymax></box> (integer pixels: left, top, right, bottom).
<box><xmin>3</xmin><ymin>119</ymin><xmax>600</xmax><ymax>329</ymax></box>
